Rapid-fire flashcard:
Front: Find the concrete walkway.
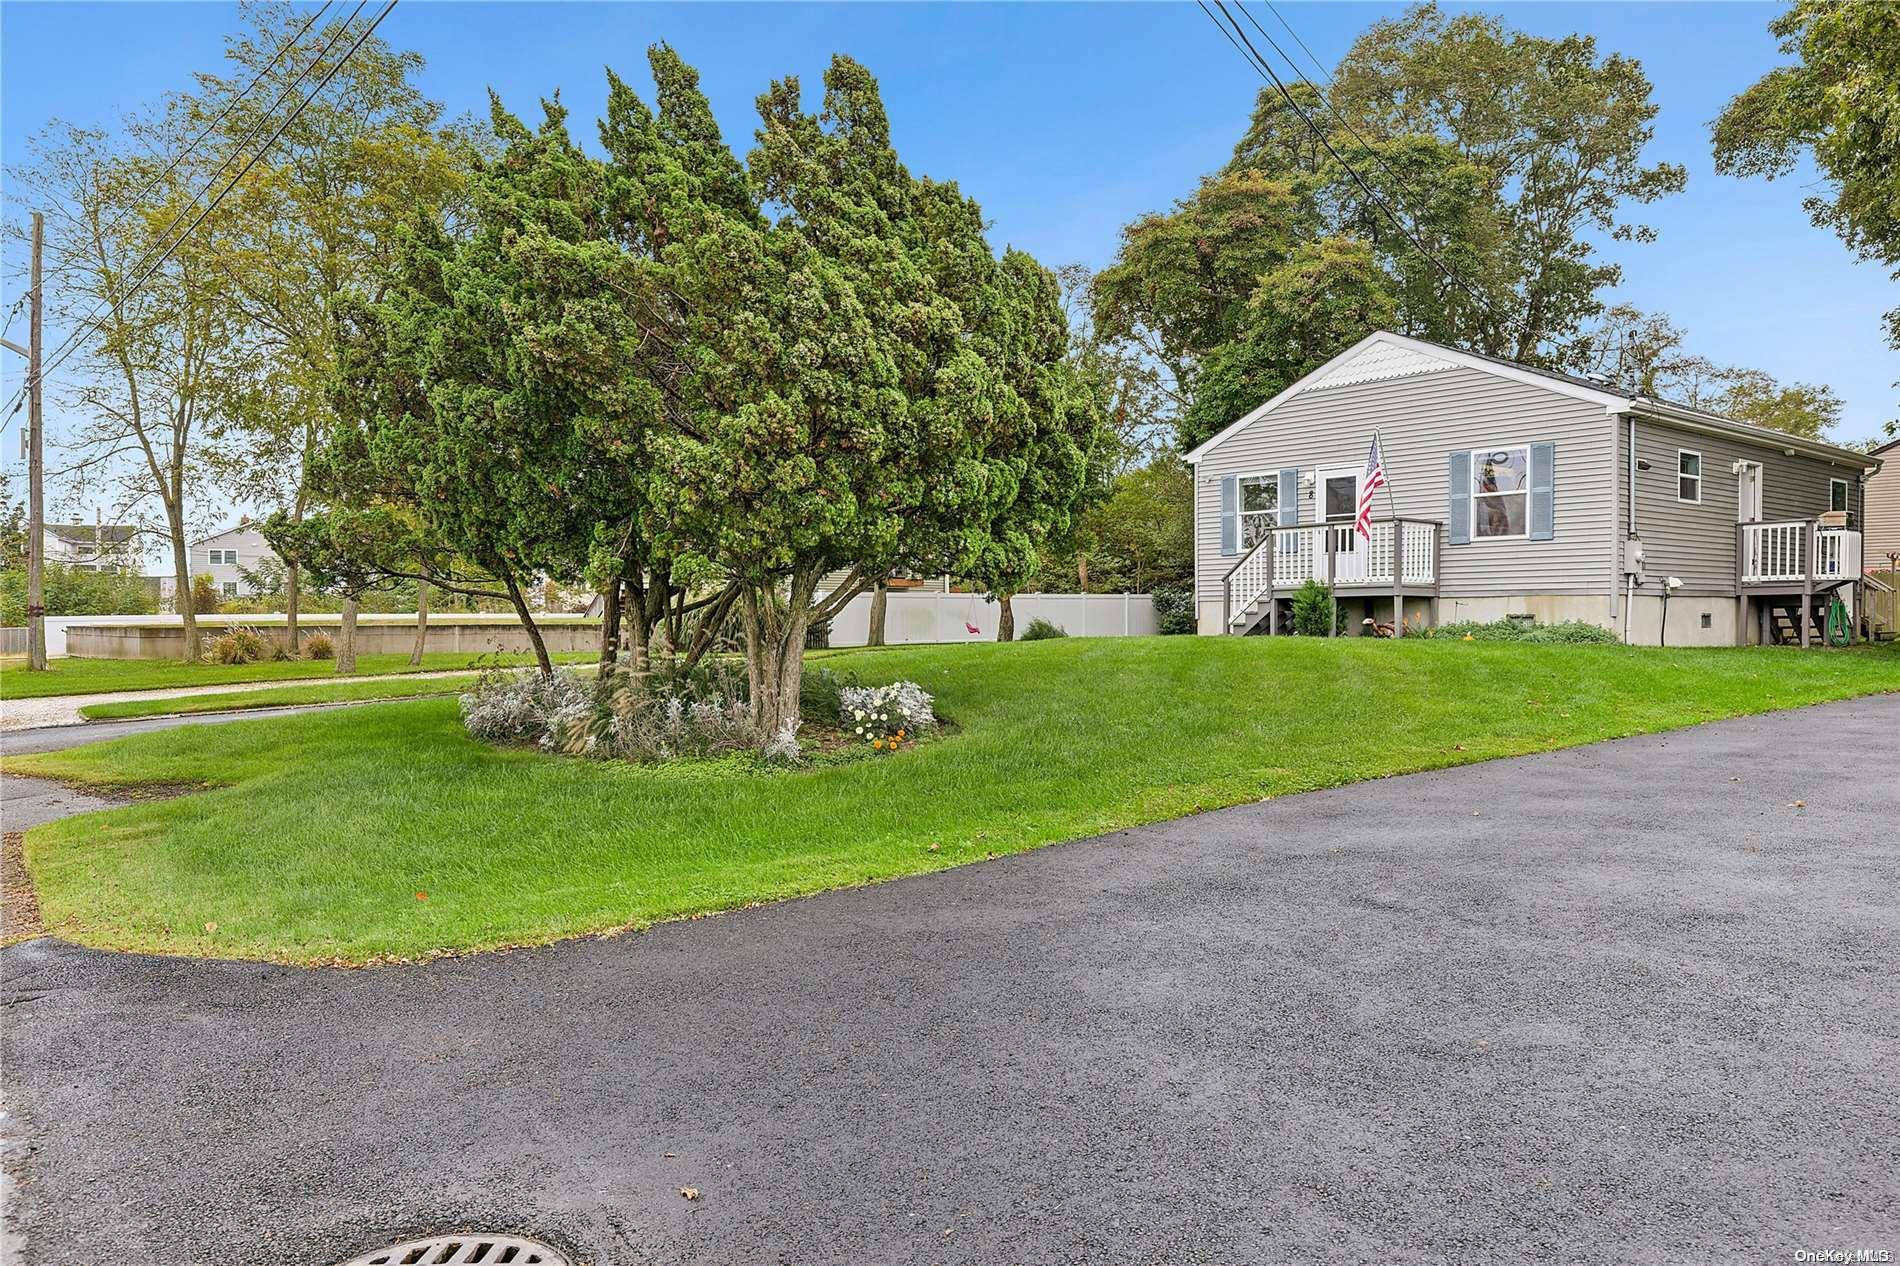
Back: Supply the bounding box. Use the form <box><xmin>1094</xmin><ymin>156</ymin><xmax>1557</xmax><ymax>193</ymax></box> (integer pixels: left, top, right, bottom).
<box><xmin>0</xmin><ymin>669</ymin><xmax>473</xmax><ymax>732</ymax></box>
<box><xmin>2</xmin><ymin>694</ymin><xmax>1896</xmax><ymax>1265</ymax></box>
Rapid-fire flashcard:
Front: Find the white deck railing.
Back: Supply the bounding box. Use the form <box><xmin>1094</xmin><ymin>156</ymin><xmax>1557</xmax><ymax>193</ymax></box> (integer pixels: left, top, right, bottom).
<box><xmin>1224</xmin><ymin>519</ymin><xmax>1440</xmax><ymax>628</ymax></box>
<box><xmin>1739</xmin><ymin>521</ymin><xmax>1861</xmax><ymax>586</ymax></box>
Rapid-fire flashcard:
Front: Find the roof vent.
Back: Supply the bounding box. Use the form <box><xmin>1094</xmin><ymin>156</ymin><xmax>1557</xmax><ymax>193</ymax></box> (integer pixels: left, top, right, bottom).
<box><xmin>1582</xmin><ymin>371</ymin><xmax>1615</xmax><ymax>387</ymax></box>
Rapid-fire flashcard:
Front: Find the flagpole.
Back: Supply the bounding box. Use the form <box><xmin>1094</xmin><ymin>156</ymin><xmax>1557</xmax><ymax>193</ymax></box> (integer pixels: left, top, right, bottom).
<box><xmin>1375</xmin><ymin>427</ymin><xmax>1399</xmax><ymax>522</ymax></box>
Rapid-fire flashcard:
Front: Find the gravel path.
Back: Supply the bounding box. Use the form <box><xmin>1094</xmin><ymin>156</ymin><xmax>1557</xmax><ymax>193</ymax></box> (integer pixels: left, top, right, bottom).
<box><xmin>2</xmin><ymin>694</ymin><xmax>1897</xmax><ymax>1265</ymax></box>
<box><xmin>0</xmin><ymin>669</ymin><xmax>474</xmax><ymax>732</ymax></box>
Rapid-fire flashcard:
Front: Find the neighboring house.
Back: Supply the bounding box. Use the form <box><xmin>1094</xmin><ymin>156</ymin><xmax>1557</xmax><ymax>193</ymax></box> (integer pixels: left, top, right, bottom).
<box><xmin>1187</xmin><ymin>331</ymin><xmax>1887</xmax><ymax>647</ymax></box>
<box><xmin>43</xmin><ymin>522</ymin><xmax>140</xmax><ymax>573</ymax></box>
<box><xmin>189</xmin><ymin>521</ymin><xmax>281</xmax><ymax>599</ymax></box>
<box><xmin>1866</xmin><ymin>437</ymin><xmax>1900</xmax><ymax>571</ymax></box>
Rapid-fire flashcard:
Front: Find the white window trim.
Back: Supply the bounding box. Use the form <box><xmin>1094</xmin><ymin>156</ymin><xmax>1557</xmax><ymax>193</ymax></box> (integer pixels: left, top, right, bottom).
<box><xmin>1315</xmin><ymin>466</ymin><xmax>1362</xmax><ymax>526</ymax></box>
<box><xmin>1233</xmin><ymin>470</ymin><xmax>1282</xmax><ymax>548</ymax></box>
<box><xmin>1829</xmin><ymin>477</ymin><xmax>1849</xmax><ymax>514</ymax></box>
<box><xmin>1469</xmin><ymin>444</ymin><xmax>1531</xmax><ymax>541</ymax></box>
<box><xmin>1676</xmin><ymin>449</ymin><xmax>1703</xmax><ymax>504</ymax></box>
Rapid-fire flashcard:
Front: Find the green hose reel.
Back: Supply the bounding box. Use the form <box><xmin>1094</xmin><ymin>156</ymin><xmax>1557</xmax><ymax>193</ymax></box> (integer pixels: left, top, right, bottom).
<box><xmin>1825</xmin><ymin>594</ymin><xmax>1851</xmax><ymax>647</ymax></box>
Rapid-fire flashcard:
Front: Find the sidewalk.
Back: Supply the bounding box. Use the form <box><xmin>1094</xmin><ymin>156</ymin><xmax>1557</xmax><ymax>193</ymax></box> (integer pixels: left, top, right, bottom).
<box><xmin>0</xmin><ymin>670</ymin><xmax>474</xmax><ymax>732</ymax></box>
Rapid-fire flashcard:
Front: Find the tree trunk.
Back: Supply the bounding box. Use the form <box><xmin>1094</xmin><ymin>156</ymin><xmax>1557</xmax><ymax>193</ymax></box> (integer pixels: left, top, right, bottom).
<box><xmin>336</xmin><ymin>596</ymin><xmax>358</xmax><ymax>674</ymax></box>
<box><xmin>168</xmin><ymin>502</ymin><xmax>197</xmax><ymax>662</ymax></box>
<box><xmin>501</xmin><ymin>569</ymin><xmax>554</xmax><ymax>677</ymax></box>
<box><xmin>410</xmin><ymin>574</ymin><xmax>430</xmax><ymax>667</ymax></box>
<box><xmin>285</xmin><ymin>498</ymin><xmax>304</xmax><ymax>653</ymax></box>
<box><xmin>997</xmin><ymin>593</ymin><xmax>1015</xmax><ymax>642</ymax></box>
<box><xmin>597</xmin><ymin>577</ymin><xmax>622</xmax><ymax>680</ymax></box>
<box><xmin>742</xmin><ymin>579</ymin><xmax>811</xmax><ymax>744</ymax></box>
<box><xmin>867</xmin><ymin>580</ymin><xmax>888</xmax><ymax>646</ymax></box>
<box><xmin>286</xmin><ymin>559</ymin><xmax>301</xmax><ymax>653</ymax></box>
<box><xmin>628</xmin><ymin>589</ymin><xmax>650</xmax><ymax>677</ymax></box>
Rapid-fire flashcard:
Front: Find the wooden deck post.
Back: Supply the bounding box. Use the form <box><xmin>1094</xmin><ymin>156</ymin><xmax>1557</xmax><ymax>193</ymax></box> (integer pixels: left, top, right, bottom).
<box><xmin>1391</xmin><ymin>520</ymin><xmax>1403</xmax><ymax>639</ymax></box>
<box><xmin>1733</xmin><ymin>522</ymin><xmax>1747</xmax><ymax>647</ymax></box>
<box><xmin>1325</xmin><ymin>529</ymin><xmax>1337</xmax><ymax>637</ymax></box>
<box><xmin>1801</xmin><ymin>519</ymin><xmax>1816</xmax><ymax>648</ymax></box>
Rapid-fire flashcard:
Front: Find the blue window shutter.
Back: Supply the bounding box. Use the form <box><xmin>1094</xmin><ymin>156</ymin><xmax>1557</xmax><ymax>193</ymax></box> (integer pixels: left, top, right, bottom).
<box><xmin>1447</xmin><ymin>451</ymin><xmax>1472</xmax><ymax>545</ymax></box>
<box><xmin>1529</xmin><ymin>442</ymin><xmax>1556</xmax><ymax>541</ymax></box>
<box><xmin>1220</xmin><ymin>474</ymin><xmax>1238</xmax><ymax>556</ymax></box>
<box><xmin>1277</xmin><ymin>468</ymin><xmax>1299</xmax><ymax>526</ymax></box>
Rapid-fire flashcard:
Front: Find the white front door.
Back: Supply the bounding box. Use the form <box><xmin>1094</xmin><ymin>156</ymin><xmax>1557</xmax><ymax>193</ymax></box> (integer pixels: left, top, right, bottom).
<box><xmin>1316</xmin><ymin>466</ymin><xmax>1366</xmax><ymax>582</ymax></box>
<box><xmin>1737</xmin><ymin>462</ymin><xmax>1764</xmax><ymax>522</ymax></box>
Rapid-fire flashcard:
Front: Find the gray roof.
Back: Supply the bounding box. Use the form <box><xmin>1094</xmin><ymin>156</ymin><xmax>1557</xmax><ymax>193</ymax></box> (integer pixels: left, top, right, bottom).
<box><xmin>1406</xmin><ymin>335</ymin><xmax>1877</xmax><ymax>468</ymax></box>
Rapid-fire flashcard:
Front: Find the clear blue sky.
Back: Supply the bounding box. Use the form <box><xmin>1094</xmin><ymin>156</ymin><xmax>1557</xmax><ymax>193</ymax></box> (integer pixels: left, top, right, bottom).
<box><xmin>3</xmin><ymin>0</ymin><xmax>1895</xmax><ymax>526</ymax></box>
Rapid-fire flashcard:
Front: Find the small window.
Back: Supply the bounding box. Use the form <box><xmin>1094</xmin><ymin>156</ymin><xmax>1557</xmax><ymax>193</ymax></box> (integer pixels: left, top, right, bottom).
<box><xmin>1237</xmin><ymin>474</ymin><xmax>1279</xmax><ymax>549</ymax></box>
<box><xmin>1470</xmin><ymin>446</ymin><xmax>1529</xmax><ymax>539</ymax></box>
<box><xmin>1830</xmin><ymin>478</ymin><xmax>1849</xmax><ymax>513</ymax></box>
<box><xmin>221</xmin><ymin>581</ymin><xmax>239</xmax><ymax>597</ymax></box>
<box><xmin>1677</xmin><ymin>451</ymin><xmax>1701</xmax><ymax>504</ymax></box>
<box><xmin>208</xmin><ymin>548</ymin><xmax>238</xmax><ymax>566</ymax></box>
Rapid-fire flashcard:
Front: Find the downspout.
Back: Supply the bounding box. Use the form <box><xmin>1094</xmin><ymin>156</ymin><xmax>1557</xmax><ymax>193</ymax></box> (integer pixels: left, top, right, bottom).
<box><xmin>1623</xmin><ymin>413</ymin><xmax>1638</xmax><ymax>645</ymax></box>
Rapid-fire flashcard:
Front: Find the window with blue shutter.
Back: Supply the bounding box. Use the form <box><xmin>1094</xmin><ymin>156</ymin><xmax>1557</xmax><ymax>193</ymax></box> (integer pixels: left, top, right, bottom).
<box><xmin>1447</xmin><ymin>451</ymin><xmax>1472</xmax><ymax>545</ymax></box>
<box><xmin>1528</xmin><ymin>442</ymin><xmax>1556</xmax><ymax>541</ymax></box>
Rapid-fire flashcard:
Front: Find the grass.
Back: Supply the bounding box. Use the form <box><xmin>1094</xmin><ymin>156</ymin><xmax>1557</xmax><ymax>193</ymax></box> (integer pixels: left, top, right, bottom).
<box><xmin>76</xmin><ymin>673</ymin><xmax>485</xmax><ymax>720</ymax></box>
<box><xmin>13</xmin><ymin>636</ymin><xmax>1900</xmax><ymax>965</ymax></box>
<box><xmin>0</xmin><ymin>650</ymin><xmax>593</xmax><ymax>700</ymax></box>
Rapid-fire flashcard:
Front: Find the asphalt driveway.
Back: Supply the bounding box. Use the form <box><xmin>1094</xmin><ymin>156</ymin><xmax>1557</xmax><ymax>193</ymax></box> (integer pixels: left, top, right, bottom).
<box><xmin>3</xmin><ymin>694</ymin><xmax>1897</xmax><ymax>1265</ymax></box>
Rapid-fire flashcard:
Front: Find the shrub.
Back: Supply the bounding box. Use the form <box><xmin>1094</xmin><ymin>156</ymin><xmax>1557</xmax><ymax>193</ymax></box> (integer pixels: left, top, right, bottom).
<box><xmin>1431</xmin><ymin>618</ymin><xmax>1619</xmax><ymax>645</ymax></box>
<box><xmin>207</xmin><ymin>626</ymin><xmax>267</xmax><ymax>665</ymax></box>
<box><xmin>190</xmin><ymin>574</ymin><xmax>222</xmax><ymax>615</ymax></box>
<box><xmin>839</xmin><ymin>679</ymin><xmax>937</xmax><ymax>751</ymax></box>
<box><xmin>0</xmin><ymin>564</ymin><xmax>157</xmax><ymax>624</ymax></box>
<box><xmin>459</xmin><ymin>668</ymin><xmax>592</xmax><ymax>750</ymax></box>
<box><xmin>1290</xmin><ymin>580</ymin><xmax>1337</xmax><ymax>636</ymax></box>
<box><xmin>800</xmin><ymin>666</ymin><xmax>855</xmax><ymax>727</ymax></box>
<box><xmin>302</xmin><ymin>632</ymin><xmax>335</xmax><ymax>660</ymax></box>
<box><xmin>597</xmin><ymin>662</ymin><xmax>755</xmax><ymax>762</ymax></box>
<box><xmin>1151</xmin><ymin>583</ymin><xmax>1195</xmax><ymax>636</ymax></box>
<box><xmin>1020</xmin><ymin>617</ymin><xmax>1067</xmax><ymax>640</ymax></box>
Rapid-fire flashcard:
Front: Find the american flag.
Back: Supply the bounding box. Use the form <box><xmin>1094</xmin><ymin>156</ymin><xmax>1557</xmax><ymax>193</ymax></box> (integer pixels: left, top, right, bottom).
<box><xmin>1355</xmin><ymin>434</ymin><xmax>1389</xmax><ymax>541</ymax></box>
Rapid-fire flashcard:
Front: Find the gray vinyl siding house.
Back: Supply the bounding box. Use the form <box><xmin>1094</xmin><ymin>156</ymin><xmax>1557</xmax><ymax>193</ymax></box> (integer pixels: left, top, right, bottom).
<box><xmin>1187</xmin><ymin>332</ymin><xmax>1885</xmax><ymax>647</ymax></box>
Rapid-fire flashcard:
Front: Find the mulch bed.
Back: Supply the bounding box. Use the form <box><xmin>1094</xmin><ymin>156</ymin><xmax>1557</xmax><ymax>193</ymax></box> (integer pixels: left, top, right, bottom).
<box><xmin>3</xmin><ymin>831</ymin><xmax>43</xmax><ymax>942</ymax></box>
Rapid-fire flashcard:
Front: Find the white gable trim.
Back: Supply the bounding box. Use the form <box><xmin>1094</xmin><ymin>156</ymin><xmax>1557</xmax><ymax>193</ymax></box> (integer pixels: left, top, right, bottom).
<box><xmin>1182</xmin><ymin>331</ymin><xmax>1629</xmax><ymax>464</ymax></box>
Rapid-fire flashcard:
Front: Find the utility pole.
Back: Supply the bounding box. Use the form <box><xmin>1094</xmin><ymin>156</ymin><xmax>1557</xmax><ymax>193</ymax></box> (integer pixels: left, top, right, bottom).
<box><xmin>2</xmin><ymin>213</ymin><xmax>44</xmax><ymax>669</ymax></box>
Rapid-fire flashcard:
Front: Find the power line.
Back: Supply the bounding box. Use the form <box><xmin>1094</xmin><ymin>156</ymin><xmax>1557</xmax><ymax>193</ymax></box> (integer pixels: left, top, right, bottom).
<box><xmin>3</xmin><ymin>3</ymin><xmax>345</xmax><ymax>422</ymax></box>
<box><xmin>1197</xmin><ymin>0</ymin><xmax>1503</xmax><ymax>332</ymax></box>
<box><xmin>27</xmin><ymin>0</ymin><xmax>396</xmax><ymax>399</ymax></box>
<box><xmin>22</xmin><ymin>0</ymin><xmax>371</xmax><ymax>397</ymax></box>
<box><xmin>1234</xmin><ymin>1</ymin><xmax>1435</xmax><ymax>217</ymax></box>
<box><xmin>87</xmin><ymin>1</ymin><xmax>337</xmax><ymax>261</ymax></box>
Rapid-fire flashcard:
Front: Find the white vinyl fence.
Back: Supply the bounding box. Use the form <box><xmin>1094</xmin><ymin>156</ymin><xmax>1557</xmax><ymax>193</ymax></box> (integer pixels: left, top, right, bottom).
<box><xmin>821</xmin><ymin>591</ymin><xmax>1157</xmax><ymax>647</ymax></box>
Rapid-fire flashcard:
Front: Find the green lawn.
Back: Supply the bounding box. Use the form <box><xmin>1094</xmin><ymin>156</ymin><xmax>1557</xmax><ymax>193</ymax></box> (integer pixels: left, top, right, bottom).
<box><xmin>14</xmin><ymin>636</ymin><xmax>1900</xmax><ymax>965</ymax></box>
<box><xmin>77</xmin><ymin>674</ymin><xmax>484</xmax><ymax>720</ymax></box>
<box><xmin>0</xmin><ymin>650</ymin><xmax>592</xmax><ymax>699</ymax></box>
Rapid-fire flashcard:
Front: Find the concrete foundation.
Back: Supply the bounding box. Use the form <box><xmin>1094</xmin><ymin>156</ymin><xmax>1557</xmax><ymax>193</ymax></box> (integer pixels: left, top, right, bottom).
<box><xmin>1198</xmin><ymin>590</ymin><xmax>1750</xmax><ymax>648</ymax></box>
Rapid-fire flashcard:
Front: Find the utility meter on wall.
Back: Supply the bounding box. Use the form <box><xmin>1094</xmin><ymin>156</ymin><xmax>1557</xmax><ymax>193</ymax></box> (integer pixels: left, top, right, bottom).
<box><xmin>1625</xmin><ymin>536</ymin><xmax>1646</xmax><ymax>587</ymax></box>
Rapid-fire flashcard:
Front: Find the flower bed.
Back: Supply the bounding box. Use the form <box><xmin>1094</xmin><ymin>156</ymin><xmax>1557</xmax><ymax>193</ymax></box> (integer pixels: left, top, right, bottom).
<box><xmin>458</xmin><ymin>663</ymin><xmax>941</xmax><ymax>767</ymax></box>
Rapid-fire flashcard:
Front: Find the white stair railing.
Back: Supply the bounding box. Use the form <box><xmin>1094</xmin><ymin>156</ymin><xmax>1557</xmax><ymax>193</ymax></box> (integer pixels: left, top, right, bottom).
<box><xmin>1223</xmin><ymin>520</ymin><xmax>1440</xmax><ymax>629</ymax></box>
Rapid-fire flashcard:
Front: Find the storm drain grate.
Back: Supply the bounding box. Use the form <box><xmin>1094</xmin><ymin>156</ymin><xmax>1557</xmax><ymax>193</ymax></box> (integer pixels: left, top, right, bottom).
<box><xmin>335</xmin><ymin>1234</ymin><xmax>570</xmax><ymax>1266</ymax></box>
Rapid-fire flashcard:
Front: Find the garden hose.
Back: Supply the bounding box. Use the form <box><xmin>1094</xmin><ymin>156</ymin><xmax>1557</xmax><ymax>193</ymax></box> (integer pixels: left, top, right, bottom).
<box><xmin>1825</xmin><ymin>595</ymin><xmax>1851</xmax><ymax>647</ymax></box>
